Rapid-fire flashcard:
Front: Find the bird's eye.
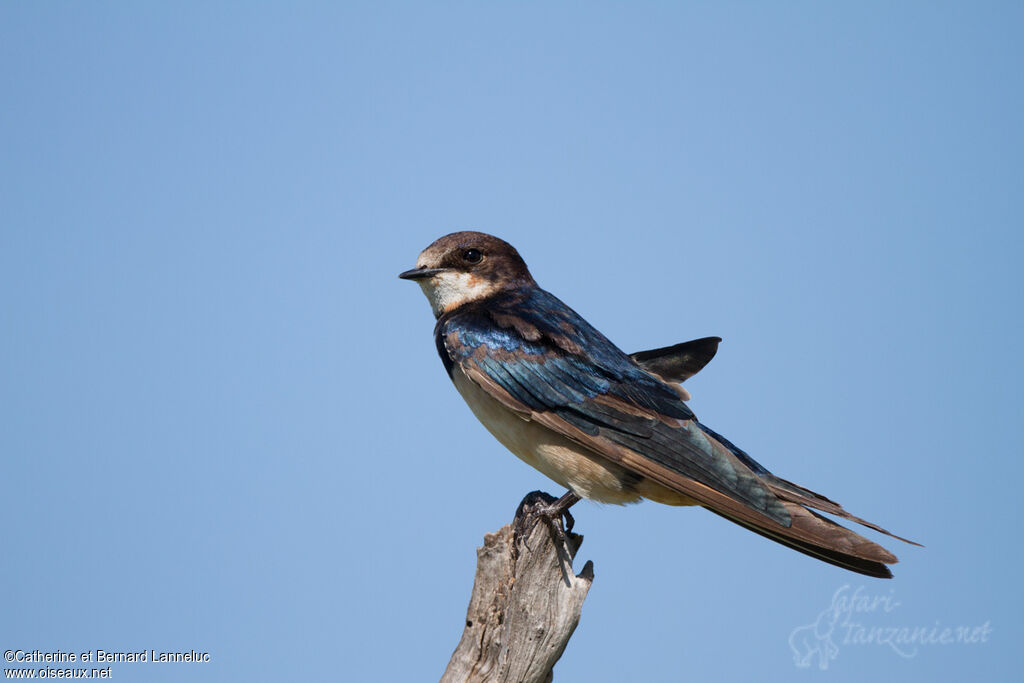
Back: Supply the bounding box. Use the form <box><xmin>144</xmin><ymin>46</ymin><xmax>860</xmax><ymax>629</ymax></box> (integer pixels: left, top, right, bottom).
<box><xmin>462</xmin><ymin>248</ymin><xmax>483</xmax><ymax>264</ymax></box>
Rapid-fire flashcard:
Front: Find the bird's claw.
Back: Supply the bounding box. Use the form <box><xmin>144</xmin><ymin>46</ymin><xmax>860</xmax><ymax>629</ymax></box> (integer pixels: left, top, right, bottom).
<box><xmin>512</xmin><ymin>490</ymin><xmax>580</xmax><ymax>557</ymax></box>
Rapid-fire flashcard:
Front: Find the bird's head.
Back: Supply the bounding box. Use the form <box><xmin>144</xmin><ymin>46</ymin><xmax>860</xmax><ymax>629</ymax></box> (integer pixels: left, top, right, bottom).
<box><xmin>399</xmin><ymin>231</ymin><xmax>536</xmax><ymax>317</ymax></box>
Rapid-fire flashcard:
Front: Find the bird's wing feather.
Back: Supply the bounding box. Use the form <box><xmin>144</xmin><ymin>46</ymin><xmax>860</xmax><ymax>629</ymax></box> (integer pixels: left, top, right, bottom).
<box><xmin>440</xmin><ymin>290</ymin><xmax>904</xmax><ymax>577</ymax></box>
<box><xmin>440</xmin><ymin>294</ymin><xmax>790</xmax><ymax>525</ymax></box>
<box><xmin>630</xmin><ymin>336</ymin><xmax>722</xmax><ymax>383</ymax></box>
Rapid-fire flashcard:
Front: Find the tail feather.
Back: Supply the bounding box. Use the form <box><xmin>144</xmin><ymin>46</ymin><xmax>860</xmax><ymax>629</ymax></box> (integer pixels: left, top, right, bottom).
<box><xmin>708</xmin><ymin>501</ymin><xmax>897</xmax><ymax>579</ymax></box>
<box><xmin>696</xmin><ymin>420</ymin><xmax>921</xmax><ymax>549</ymax></box>
<box><xmin>764</xmin><ymin>475</ymin><xmax>922</xmax><ymax>547</ymax></box>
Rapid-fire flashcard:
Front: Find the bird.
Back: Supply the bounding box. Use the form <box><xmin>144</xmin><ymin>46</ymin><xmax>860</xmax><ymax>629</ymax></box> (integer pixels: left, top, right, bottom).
<box><xmin>399</xmin><ymin>231</ymin><xmax>917</xmax><ymax>578</ymax></box>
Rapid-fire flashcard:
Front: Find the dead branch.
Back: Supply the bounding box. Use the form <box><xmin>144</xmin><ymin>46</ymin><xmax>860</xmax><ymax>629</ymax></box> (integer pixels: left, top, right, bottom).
<box><xmin>441</xmin><ymin>491</ymin><xmax>594</xmax><ymax>683</ymax></box>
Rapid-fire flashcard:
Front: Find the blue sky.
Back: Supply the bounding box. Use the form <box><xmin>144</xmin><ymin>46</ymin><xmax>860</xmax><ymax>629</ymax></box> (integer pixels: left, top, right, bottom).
<box><xmin>2</xmin><ymin>3</ymin><xmax>1020</xmax><ymax>681</ymax></box>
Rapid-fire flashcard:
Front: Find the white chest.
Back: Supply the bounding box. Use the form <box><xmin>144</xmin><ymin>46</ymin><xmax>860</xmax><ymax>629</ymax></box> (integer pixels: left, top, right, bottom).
<box><xmin>449</xmin><ymin>366</ymin><xmax>642</xmax><ymax>504</ymax></box>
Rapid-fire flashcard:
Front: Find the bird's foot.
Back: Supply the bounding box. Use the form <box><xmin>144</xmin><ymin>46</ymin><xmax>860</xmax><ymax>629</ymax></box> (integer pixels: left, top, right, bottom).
<box><xmin>512</xmin><ymin>490</ymin><xmax>581</xmax><ymax>558</ymax></box>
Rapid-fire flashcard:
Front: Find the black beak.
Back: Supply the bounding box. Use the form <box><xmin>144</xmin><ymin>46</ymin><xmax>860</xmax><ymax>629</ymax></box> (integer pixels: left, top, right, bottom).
<box><xmin>398</xmin><ymin>267</ymin><xmax>447</xmax><ymax>280</ymax></box>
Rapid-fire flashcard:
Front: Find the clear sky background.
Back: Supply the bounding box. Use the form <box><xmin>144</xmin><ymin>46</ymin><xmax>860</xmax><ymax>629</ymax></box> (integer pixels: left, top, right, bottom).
<box><xmin>2</xmin><ymin>3</ymin><xmax>1021</xmax><ymax>682</ymax></box>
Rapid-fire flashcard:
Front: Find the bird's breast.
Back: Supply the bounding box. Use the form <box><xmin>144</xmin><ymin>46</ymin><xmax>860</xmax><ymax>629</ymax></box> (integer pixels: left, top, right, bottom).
<box><xmin>450</xmin><ymin>365</ymin><xmax>648</xmax><ymax>505</ymax></box>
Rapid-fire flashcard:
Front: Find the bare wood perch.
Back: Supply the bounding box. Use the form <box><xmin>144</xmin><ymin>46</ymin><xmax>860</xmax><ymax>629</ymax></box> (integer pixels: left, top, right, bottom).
<box><xmin>441</xmin><ymin>491</ymin><xmax>595</xmax><ymax>683</ymax></box>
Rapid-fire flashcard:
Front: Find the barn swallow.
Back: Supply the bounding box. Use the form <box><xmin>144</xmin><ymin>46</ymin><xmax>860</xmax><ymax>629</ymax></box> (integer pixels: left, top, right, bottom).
<box><xmin>400</xmin><ymin>231</ymin><xmax>917</xmax><ymax>578</ymax></box>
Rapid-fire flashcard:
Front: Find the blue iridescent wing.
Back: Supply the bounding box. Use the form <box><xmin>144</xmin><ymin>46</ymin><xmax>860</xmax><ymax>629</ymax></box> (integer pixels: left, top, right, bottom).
<box><xmin>436</xmin><ymin>288</ymin><xmax>909</xmax><ymax>577</ymax></box>
<box><xmin>437</xmin><ymin>288</ymin><xmax>791</xmax><ymax>526</ymax></box>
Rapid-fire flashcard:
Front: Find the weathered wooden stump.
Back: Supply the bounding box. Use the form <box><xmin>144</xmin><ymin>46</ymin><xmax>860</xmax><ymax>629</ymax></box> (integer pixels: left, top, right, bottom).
<box><xmin>441</xmin><ymin>491</ymin><xmax>595</xmax><ymax>683</ymax></box>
